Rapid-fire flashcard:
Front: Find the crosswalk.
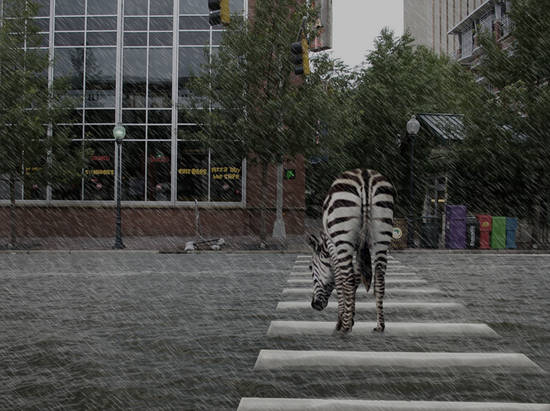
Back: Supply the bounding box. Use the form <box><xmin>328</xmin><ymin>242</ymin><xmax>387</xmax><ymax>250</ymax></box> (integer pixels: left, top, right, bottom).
<box><xmin>238</xmin><ymin>254</ymin><xmax>550</xmax><ymax>410</ymax></box>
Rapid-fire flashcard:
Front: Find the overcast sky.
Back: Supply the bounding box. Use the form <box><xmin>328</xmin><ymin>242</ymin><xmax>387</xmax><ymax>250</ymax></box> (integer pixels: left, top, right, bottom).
<box><xmin>331</xmin><ymin>0</ymin><xmax>404</xmax><ymax>69</ymax></box>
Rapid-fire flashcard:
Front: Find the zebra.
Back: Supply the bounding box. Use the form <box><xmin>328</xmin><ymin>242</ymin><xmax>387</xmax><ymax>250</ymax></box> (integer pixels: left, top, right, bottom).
<box><xmin>308</xmin><ymin>169</ymin><xmax>394</xmax><ymax>333</ymax></box>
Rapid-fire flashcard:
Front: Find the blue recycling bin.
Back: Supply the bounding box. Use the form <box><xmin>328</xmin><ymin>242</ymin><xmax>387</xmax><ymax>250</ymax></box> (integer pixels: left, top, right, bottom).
<box><xmin>506</xmin><ymin>217</ymin><xmax>518</xmax><ymax>249</ymax></box>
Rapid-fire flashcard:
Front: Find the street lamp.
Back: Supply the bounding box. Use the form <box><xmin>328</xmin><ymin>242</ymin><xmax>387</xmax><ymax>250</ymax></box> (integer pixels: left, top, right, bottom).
<box><xmin>406</xmin><ymin>115</ymin><xmax>420</xmax><ymax>248</ymax></box>
<box><xmin>113</xmin><ymin>123</ymin><xmax>126</xmax><ymax>249</ymax></box>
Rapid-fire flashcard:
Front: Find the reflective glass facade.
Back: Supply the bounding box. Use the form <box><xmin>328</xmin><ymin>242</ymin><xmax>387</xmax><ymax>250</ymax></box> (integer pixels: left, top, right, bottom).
<box><xmin>1</xmin><ymin>0</ymin><xmax>247</xmax><ymax>204</ymax></box>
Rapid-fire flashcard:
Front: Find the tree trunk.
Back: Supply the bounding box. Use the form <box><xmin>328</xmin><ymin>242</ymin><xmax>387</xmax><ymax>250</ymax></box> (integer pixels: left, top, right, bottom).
<box><xmin>259</xmin><ymin>161</ymin><xmax>268</xmax><ymax>243</ymax></box>
<box><xmin>8</xmin><ymin>172</ymin><xmax>17</xmax><ymax>248</ymax></box>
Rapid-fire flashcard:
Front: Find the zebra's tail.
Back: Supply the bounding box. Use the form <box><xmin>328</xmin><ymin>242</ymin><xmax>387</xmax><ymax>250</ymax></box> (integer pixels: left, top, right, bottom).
<box><xmin>358</xmin><ymin>170</ymin><xmax>373</xmax><ymax>293</ymax></box>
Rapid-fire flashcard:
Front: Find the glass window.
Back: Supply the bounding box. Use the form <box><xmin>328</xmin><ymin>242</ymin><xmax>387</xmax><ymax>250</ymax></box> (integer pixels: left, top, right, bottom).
<box><xmin>149</xmin><ymin>32</ymin><xmax>172</xmax><ymax>46</ymax></box>
<box><xmin>55</xmin><ymin>17</ymin><xmax>85</xmax><ymax>31</ymax></box>
<box><xmin>84</xmin><ymin>125</ymin><xmax>115</xmax><ymax>139</ymax></box>
<box><xmin>147</xmin><ymin>142</ymin><xmax>171</xmax><ymax>201</ymax></box>
<box><xmin>229</xmin><ymin>0</ymin><xmax>245</xmax><ymax>14</ymax></box>
<box><xmin>148</xmin><ymin>110</ymin><xmax>172</xmax><ymax>124</ymax></box>
<box><xmin>124</xmin><ymin>32</ymin><xmax>147</xmax><ymax>46</ymax></box>
<box><xmin>55</xmin><ymin>0</ymin><xmax>84</xmax><ymax>15</ymax></box>
<box><xmin>150</xmin><ymin>16</ymin><xmax>173</xmax><ymax>30</ymax></box>
<box><xmin>125</xmin><ymin>125</ymin><xmax>146</xmax><ymax>139</ymax></box>
<box><xmin>88</xmin><ymin>16</ymin><xmax>117</xmax><ymax>30</ymax></box>
<box><xmin>35</xmin><ymin>0</ymin><xmax>50</xmax><ymax>17</ymax></box>
<box><xmin>121</xmin><ymin>142</ymin><xmax>145</xmax><ymax>201</ymax></box>
<box><xmin>177</xmin><ymin>141</ymin><xmax>207</xmax><ymax>201</ymax></box>
<box><xmin>54</xmin><ymin>48</ymin><xmax>84</xmax><ymax>100</ymax></box>
<box><xmin>147</xmin><ymin>125</ymin><xmax>171</xmax><ymax>139</ymax></box>
<box><xmin>85</xmin><ymin>109</ymin><xmax>115</xmax><ymax>123</ymax></box>
<box><xmin>210</xmin><ymin>149</ymin><xmax>242</xmax><ymax>202</ymax></box>
<box><xmin>85</xmin><ymin>47</ymin><xmax>116</xmax><ymax>108</ymax></box>
<box><xmin>150</xmin><ymin>0</ymin><xmax>173</xmax><ymax>15</ymax></box>
<box><xmin>124</xmin><ymin>0</ymin><xmax>148</xmax><ymax>15</ymax></box>
<box><xmin>51</xmin><ymin>140</ymin><xmax>83</xmax><ymax>200</ymax></box>
<box><xmin>124</xmin><ymin>17</ymin><xmax>147</xmax><ymax>31</ymax></box>
<box><xmin>122</xmin><ymin>110</ymin><xmax>146</xmax><ymax>124</ymax></box>
<box><xmin>84</xmin><ymin>141</ymin><xmax>114</xmax><ymax>200</ymax></box>
<box><xmin>179</xmin><ymin>31</ymin><xmax>209</xmax><ymax>46</ymax></box>
<box><xmin>179</xmin><ymin>16</ymin><xmax>208</xmax><ymax>29</ymax></box>
<box><xmin>148</xmin><ymin>48</ymin><xmax>172</xmax><ymax>108</ymax></box>
<box><xmin>87</xmin><ymin>0</ymin><xmax>117</xmax><ymax>15</ymax></box>
<box><xmin>179</xmin><ymin>0</ymin><xmax>207</xmax><ymax>14</ymax></box>
<box><xmin>23</xmin><ymin>151</ymin><xmax>48</xmax><ymax>200</ymax></box>
<box><xmin>33</xmin><ymin>18</ymin><xmax>50</xmax><ymax>31</ymax></box>
<box><xmin>212</xmin><ymin>31</ymin><xmax>224</xmax><ymax>45</ymax></box>
<box><xmin>54</xmin><ymin>125</ymin><xmax>83</xmax><ymax>140</ymax></box>
<box><xmin>86</xmin><ymin>31</ymin><xmax>117</xmax><ymax>46</ymax></box>
<box><xmin>123</xmin><ymin>48</ymin><xmax>147</xmax><ymax>108</ymax></box>
<box><xmin>0</xmin><ymin>173</ymin><xmax>22</xmax><ymax>200</ymax></box>
<box><xmin>55</xmin><ymin>32</ymin><xmax>85</xmax><ymax>46</ymax></box>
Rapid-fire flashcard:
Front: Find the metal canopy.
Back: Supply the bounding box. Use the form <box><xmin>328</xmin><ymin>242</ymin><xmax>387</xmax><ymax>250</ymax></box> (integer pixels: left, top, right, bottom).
<box><xmin>416</xmin><ymin>113</ymin><xmax>465</xmax><ymax>141</ymax></box>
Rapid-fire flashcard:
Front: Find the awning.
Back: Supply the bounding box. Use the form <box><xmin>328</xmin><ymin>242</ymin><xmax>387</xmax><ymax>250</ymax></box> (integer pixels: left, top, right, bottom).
<box><xmin>416</xmin><ymin>113</ymin><xmax>465</xmax><ymax>141</ymax></box>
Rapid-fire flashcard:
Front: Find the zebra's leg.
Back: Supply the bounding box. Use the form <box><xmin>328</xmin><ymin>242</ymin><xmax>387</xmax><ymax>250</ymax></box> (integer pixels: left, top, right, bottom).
<box><xmin>327</xmin><ymin>241</ymin><xmax>358</xmax><ymax>332</ymax></box>
<box><xmin>333</xmin><ymin>248</ymin><xmax>359</xmax><ymax>333</ymax></box>
<box><xmin>373</xmin><ymin>255</ymin><xmax>387</xmax><ymax>332</ymax></box>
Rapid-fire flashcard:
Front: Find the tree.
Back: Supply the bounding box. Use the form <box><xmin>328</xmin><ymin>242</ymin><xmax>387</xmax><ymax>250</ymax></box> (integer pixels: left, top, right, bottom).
<box><xmin>344</xmin><ymin>29</ymin><xmax>481</xmax><ymax>218</ymax></box>
<box><xmin>185</xmin><ymin>0</ymin><xmax>325</xmax><ymax>242</ymax></box>
<box><xmin>465</xmin><ymin>0</ymin><xmax>550</xmax><ymax>246</ymax></box>
<box><xmin>0</xmin><ymin>0</ymin><xmax>79</xmax><ymax>248</ymax></box>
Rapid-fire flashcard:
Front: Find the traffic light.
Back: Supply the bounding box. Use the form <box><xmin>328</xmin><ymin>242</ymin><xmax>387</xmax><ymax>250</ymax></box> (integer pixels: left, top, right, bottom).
<box><xmin>290</xmin><ymin>36</ymin><xmax>310</xmax><ymax>76</ymax></box>
<box><xmin>208</xmin><ymin>0</ymin><xmax>229</xmax><ymax>26</ymax></box>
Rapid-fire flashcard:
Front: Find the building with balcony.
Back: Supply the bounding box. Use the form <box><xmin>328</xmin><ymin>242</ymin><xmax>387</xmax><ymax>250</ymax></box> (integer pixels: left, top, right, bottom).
<box><xmin>448</xmin><ymin>0</ymin><xmax>512</xmax><ymax>67</ymax></box>
<box><xmin>0</xmin><ymin>0</ymin><xmax>313</xmax><ymax>241</ymax></box>
<box><xmin>404</xmin><ymin>0</ymin><xmax>486</xmax><ymax>56</ymax></box>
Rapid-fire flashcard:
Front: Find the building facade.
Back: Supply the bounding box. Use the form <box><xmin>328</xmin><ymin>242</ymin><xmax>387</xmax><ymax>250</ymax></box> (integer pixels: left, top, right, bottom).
<box><xmin>404</xmin><ymin>0</ymin><xmax>486</xmax><ymax>57</ymax></box>
<box><xmin>448</xmin><ymin>0</ymin><xmax>512</xmax><ymax>67</ymax></box>
<box><xmin>0</xmin><ymin>0</ymin><xmax>307</xmax><ymax>239</ymax></box>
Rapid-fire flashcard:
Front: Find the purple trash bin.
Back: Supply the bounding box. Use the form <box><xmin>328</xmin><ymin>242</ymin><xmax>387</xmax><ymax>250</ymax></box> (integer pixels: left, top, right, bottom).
<box><xmin>445</xmin><ymin>205</ymin><xmax>467</xmax><ymax>249</ymax></box>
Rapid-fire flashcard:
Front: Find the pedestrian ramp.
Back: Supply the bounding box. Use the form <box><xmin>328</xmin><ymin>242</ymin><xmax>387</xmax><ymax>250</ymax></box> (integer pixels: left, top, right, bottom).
<box><xmin>239</xmin><ymin>254</ymin><xmax>548</xmax><ymax>410</ymax></box>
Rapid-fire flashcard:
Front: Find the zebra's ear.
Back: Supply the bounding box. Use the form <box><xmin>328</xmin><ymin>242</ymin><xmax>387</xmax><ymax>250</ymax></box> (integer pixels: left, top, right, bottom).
<box><xmin>308</xmin><ymin>234</ymin><xmax>320</xmax><ymax>251</ymax></box>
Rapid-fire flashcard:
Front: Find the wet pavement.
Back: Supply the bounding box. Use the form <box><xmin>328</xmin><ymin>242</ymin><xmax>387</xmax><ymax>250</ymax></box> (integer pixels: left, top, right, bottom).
<box><xmin>1</xmin><ymin>251</ymin><xmax>549</xmax><ymax>409</ymax></box>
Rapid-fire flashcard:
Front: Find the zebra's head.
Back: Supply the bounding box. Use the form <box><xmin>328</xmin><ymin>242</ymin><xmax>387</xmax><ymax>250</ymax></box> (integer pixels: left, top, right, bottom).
<box><xmin>308</xmin><ymin>232</ymin><xmax>335</xmax><ymax>311</ymax></box>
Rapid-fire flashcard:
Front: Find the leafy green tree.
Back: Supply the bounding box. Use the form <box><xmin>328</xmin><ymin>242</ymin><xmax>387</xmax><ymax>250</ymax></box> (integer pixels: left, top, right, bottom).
<box><xmin>344</xmin><ymin>28</ymin><xmax>481</xmax><ymax>218</ymax></box>
<box><xmin>461</xmin><ymin>0</ymin><xmax>550</xmax><ymax>245</ymax></box>
<box><xmin>0</xmin><ymin>0</ymin><xmax>79</xmax><ymax>248</ymax></box>
<box><xmin>184</xmin><ymin>0</ymin><xmax>327</xmax><ymax>241</ymax></box>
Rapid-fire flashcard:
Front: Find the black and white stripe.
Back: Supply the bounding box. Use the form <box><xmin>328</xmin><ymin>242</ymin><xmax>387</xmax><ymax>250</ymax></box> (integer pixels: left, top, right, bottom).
<box><xmin>308</xmin><ymin>169</ymin><xmax>394</xmax><ymax>333</ymax></box>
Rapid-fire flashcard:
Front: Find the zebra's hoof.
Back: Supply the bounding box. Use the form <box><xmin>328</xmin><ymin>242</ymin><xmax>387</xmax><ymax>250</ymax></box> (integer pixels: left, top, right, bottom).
<box><xmin>373</xmin><ymin>325</ymin><xmax>385</xmax><ymax>332</ymax></box>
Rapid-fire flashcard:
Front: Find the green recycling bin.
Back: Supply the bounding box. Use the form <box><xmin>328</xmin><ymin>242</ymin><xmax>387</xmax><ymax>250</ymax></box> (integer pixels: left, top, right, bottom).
<box><xmin>491</xmin><ymin>216</ymin><xmax>506</xmax><ymax>249</ymax></box>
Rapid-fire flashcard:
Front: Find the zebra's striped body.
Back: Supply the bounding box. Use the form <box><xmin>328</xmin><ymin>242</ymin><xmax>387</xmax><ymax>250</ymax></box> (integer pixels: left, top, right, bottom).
<box><xmin>308</xmin><ymin>169</ymin><xmax>394</xmax><ymax>333</ymax></box>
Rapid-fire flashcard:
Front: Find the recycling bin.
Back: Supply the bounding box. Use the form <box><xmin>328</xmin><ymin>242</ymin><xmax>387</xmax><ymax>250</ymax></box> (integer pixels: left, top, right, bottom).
<box><xmin>466</xmin><ymin>216</ymin><xmax>479</xmax><ymax>249</ymax></box>
<box><xmin>445</xmin><ymin>205</ymin><xmax>466</xmax><ymax>249</ymax></box>
<box><xmin>505</xmin><ymin>217</ymin><xmax>518</xmax><ymax>249</ymax></box>
<box><xmin>390</xmin><ymin>218</ymin><xmax>408</xmax><ymax>250</ymax></box>
<box><xmin>477</xmin><ymin>214</ymin><xmax>492</xmax><ymax>249</ymax></box>
<box><xmin>491</xmin><ymin>216</ymin><xmax>507</xmax><ymax>249</ymax></box>
<box><xmin>420</xmin><ymin>216</ymin><xmax>441</xmax><ymax>248</ymax></box>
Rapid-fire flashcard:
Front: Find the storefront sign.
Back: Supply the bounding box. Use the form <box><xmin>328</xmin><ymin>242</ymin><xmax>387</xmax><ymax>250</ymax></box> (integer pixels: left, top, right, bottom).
<box><xmin>211</xmin><ymin>166</ymin><xmax>241</xmax><ymax>180</ymax></box>
<box><xmin>84</xmin><ymin>169</ymin><xmax>114</xmax><ymax>175</ymax></box>
<box><xmin>178</xmin><ymin>168</ymin><xmax>207</xmax><ymax>175</ymax></box>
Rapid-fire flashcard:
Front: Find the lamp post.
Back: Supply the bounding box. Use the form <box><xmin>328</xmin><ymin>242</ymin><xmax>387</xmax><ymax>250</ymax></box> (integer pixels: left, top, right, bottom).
<box><xmin>113</xmin><ymin>123</ymin><xmax>126</xmax><ymax>249</ymax></box>
<box><xmin>406</xmin><ymin>115</ymin><xmax>420</xmax><ymax>248</ymax></box>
